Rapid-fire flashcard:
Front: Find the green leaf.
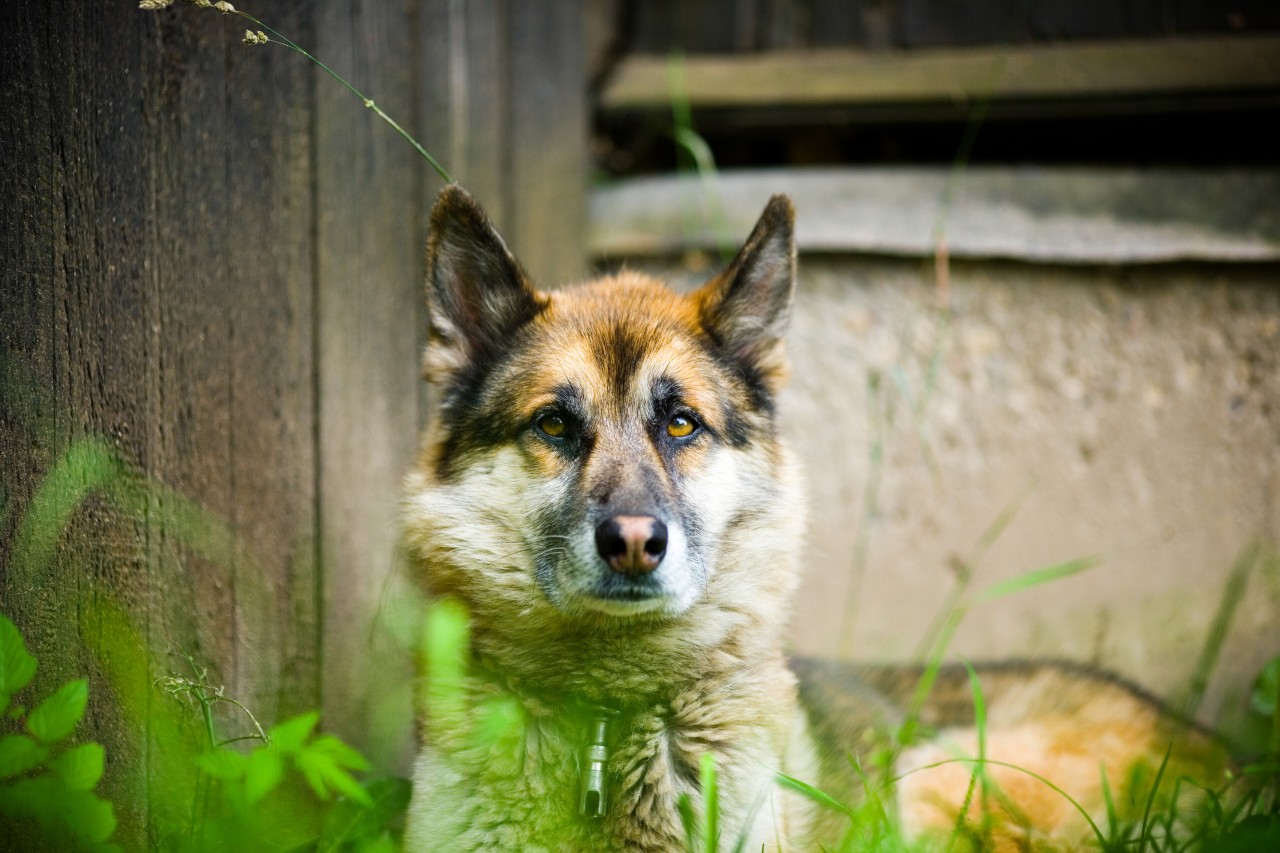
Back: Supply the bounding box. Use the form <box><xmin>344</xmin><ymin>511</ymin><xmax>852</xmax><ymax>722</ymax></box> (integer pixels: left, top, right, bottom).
<box><xmin>295</xmin><ymin>738</ymin><xmax>372</xmax><ymax>806</ymax></box>
<box><xmin>243</xmin><ymin>747</ymin><xmax>284</xmax><ymax>805</ymax></box>
<box><xmin>307</xmin><ymin>734</ymin><xmax>371</xmax><ymax>772</ymax></box>
<box><xmin>197</xmin><ymin>748</ymin><xmax>249</xmax><ymax>781</ymax></box>
<box><xmin>60</xmin><ymin>789</ymin><xmax>117</xmax><ymax>844</ymax></box>
<box><xmin>2</xmin><ymin>775</ymin><xmax>60</xmax><ymax>823</ymax></box>
<box><xmin>318</xmin><ymin>778</ymin><xmax>411</xmax><ymax>849</ymax></box>
<box><xmin>1251</xmin><ymin>654</ymin><xmax>1280</xmax><ymax>716</ymax></box>
<box><xmin>269</xmin><ymin>710</ymin><xmax>319</xmax><ymax>753</ymax></box>
<box><xmin>0</xmin><ymin>615</ymin><xmax>38</xmax><ymax>701</ymax></box>
<box><xmin>26</xmin><ymin>678</ymin><xmax>88</xmax><ymax>744</ymax></box>
<box><xmin>423</xmin><ymin>599</ymin><xmax>470</xmax><ymax>728</ymax></box>
<box><xmin>49</xmin><ymin>742</ymin><xmax>104</xmax><ymax>791</ymax></box>
<box><xmin>0</xmin><ymin>734</ymin><xmax>48</xmax><ymax>778</ymax></box>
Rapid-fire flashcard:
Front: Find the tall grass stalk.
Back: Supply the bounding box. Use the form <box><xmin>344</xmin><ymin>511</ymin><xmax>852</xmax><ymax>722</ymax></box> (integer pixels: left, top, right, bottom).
<box><xmin>1177</xmin><ymin>541</ymin><xmax>1260</xmax><ymax>720</ymax></box>
<box><xmin>140</xmin><ymin>0</ymin><xmax>452</xmax><ymax>183</ymax></box>
<box><xmin>666</xmin><ymin>51</ymin><xmax>735</xmax><ymax>262</ymax></box>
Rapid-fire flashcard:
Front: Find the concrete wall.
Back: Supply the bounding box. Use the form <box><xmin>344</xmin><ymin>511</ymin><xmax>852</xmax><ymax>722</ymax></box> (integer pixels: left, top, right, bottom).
<box><xmin>592</xmin><ymin>169</ymin><xmax>1280</xmax><ymax>726</ymax></box>
<box><xmin>784</xmin><ymin>258</ymin><xmax>1278</xmax><ymax>722</ymax></box>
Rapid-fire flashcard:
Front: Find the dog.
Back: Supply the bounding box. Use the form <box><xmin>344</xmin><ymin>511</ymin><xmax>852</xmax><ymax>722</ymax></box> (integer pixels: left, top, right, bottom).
<box><xmin>401</xmin><ymin>185</ymin><xmax>1228</xmax><ymax>851</ymax></box>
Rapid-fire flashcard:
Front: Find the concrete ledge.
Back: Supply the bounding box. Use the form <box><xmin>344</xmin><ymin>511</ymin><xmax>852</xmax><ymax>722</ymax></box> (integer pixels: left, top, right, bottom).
<box><xmin>588</xmin><ymin>168</ymin><xmax>1280</xmax><ymax>265</ymax></box>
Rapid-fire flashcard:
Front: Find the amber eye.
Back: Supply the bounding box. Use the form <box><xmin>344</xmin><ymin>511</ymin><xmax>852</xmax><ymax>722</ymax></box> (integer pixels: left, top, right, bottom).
<box><xmin>666</xmin><ymin>414</ymin><xmax>697</xmax><ymax>438</ymax></box>
<box><xmin>537</xmin><ymin>413</ymin><xmax>568</xmax><ymax>438</ymax></box>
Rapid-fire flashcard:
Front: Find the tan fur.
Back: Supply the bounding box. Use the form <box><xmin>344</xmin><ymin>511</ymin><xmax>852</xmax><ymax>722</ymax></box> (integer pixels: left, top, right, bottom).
<box><xmin>402</xmin><ymin>186</ymin><xmax>1228</xmax><ymax>852</ymax></box>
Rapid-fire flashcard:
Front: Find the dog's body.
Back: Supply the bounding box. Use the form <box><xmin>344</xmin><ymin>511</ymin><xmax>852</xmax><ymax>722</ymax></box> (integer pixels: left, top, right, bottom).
<box><xmin>402</xmin><ymin>186</ymin><xmax>1226</xmax><ymax>851</ymax></box>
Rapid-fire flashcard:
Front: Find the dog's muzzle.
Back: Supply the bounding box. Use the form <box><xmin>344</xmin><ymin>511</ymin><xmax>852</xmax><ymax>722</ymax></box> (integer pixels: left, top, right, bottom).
<box><xmin>594</xmin><ymin>514</ymin><xmax>667</xmax><ymax>575</ymax></box>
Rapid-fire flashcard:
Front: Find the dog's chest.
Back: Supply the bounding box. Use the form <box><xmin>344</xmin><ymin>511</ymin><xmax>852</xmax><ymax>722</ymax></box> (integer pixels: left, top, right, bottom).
<box><xmin>408</xmin><ymin>705</ymin><xmax>779</xmax><ymax>852</ymax></box>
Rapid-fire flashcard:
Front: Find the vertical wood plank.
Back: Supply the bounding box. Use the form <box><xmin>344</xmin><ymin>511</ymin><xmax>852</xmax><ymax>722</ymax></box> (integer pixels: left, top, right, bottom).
<box><xmin>315</xmin><ymin>0</ymin><xmax>426</xmax><ymax>772</ymax></box>
<box><xmin>221</xmin><ymin>0</ymin><xmax>321</xmax><ymax>724</ymax></box>
<box><xmin>508</xmin><ymin>0</ymin><xmax>588</xmax><ymax>286</ymax></box>
<box><xmin>45</xmin><ymin>1</ymin><xmax>157</xmax><ymax>844</ymax></box>
<box><xmin>3</xmin><ymin>1</ymin><xmax>323</xmax><ymax>845</ymax></box>
<box><xmin>417</xmin><ymin>0</ymin><xmax>589</xmax><ymax>283</ymax></box>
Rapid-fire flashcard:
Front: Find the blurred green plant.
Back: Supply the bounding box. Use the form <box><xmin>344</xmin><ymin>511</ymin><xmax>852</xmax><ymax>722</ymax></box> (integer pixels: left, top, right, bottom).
<box><xmin>0</xmin><ymin>603</ymin><xmax>407</xmax><ymax>852</ymax></box>
<box><xmin>0</xmin><ymin>614</ymin><xmax>117</xmax><ymax>850</ymax></box>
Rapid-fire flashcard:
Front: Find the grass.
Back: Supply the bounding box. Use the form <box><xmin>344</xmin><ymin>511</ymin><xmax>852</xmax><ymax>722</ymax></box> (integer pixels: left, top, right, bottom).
<box><xmin>6</xmin><ymin>5</ymin><xmax>1277</xmax><ymax>850</ymax></box>
<box><xmin>4</xmin><ymin>321</ymin><xmax>1278</xmax><ymax>853</ymax></box>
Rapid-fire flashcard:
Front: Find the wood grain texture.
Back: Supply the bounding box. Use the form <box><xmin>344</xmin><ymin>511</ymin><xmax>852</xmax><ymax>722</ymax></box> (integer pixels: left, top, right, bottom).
<box><xmin>417</xmin><ymin>0</ymin><xmax>589</xmax><ymax>287</ymax></box>
<box><xmin>2</xmin><ymin>1</ymin><xmax>590</xmax><ymax>840</ymax></box>
<box><xmin>314</xmin><ymin>0</ymin><xmax>427</xmax><ymax>773</ymax></box>
<box><xmin>508</xmin><ymin>0</ymin><xmax>588</xmax><ymax>287</ymax></box>
<box><xmin>2</xmin><ymin>0</ymin><xmax>321</xmax><ymax>845</ymax></box>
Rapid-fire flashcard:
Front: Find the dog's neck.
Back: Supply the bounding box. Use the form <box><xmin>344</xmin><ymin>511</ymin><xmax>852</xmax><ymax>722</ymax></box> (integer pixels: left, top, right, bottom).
<box><xmin>465</xmin><ymin>588</ymin><xmax>795</xmax><ymax>707</ymax></box>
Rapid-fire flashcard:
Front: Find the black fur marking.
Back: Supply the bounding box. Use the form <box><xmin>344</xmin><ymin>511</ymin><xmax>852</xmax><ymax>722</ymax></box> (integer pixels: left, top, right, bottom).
<box><xmin>432</xmin><ymin>334</ymin><xmax>540</xmax><ymax>483</ymax></box>
<box><xmin>533</xmin><ymin>496</ymin><xmax>578</xmax><ymax>604</ymax></box>
<box><xmin>694</xmin><ymin>340</ymin><xmax>774</xmax><ymax>450</ymax></box>
<box><xmin>594</xmin><ymin>323</ymin><xmax>654</xmax><ymax>401</ymax></box>
<box><xmin>425</xmin><ymin>186</ymin><xmax>545</xmax><ymax>368</ymax></box>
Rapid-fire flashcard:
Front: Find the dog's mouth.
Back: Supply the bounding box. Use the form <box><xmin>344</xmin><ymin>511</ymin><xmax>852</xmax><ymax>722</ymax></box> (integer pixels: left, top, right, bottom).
<box><xmin>582</xmin><ymin>573</ymin><xmax>671</xmax><ymax>615</ymax></box>
<box><xmin>536</xmin><ymin>555</ymin><xmax>692</xmax><ymax>618</ymax></box>
<box><xmin>534</xmin><ymin>519</ymin><xmax>700</xmax><ymax>618</ymax></box>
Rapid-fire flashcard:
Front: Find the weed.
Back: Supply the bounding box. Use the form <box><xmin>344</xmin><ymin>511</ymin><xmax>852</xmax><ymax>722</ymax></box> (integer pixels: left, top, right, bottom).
<box><xmin>0</xmin><ymin>614</ymin><xmax>117</xmax><ymax>850</ymax></box>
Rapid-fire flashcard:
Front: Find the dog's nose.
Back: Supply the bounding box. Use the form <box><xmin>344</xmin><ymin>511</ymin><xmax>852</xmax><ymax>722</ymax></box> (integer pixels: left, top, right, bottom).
<box><xmin>595</xmin><ymin>515</ymin><xmax>667</xmax><ymax>575</ymax></box>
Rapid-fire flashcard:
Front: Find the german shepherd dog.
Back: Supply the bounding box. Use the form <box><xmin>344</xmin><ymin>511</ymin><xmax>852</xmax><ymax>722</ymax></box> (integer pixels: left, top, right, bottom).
<box><xmin>402</xmin><ymin>186</ymin><xmax>1227</xmax><ymax>851</ymax></box>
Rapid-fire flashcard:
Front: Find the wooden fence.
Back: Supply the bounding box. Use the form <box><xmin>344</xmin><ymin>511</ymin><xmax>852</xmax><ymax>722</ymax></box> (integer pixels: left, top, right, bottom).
<box><xmin>0</xmin><ymin>0</ymin><xmax>585</xmax><ymax>844</ymax></box>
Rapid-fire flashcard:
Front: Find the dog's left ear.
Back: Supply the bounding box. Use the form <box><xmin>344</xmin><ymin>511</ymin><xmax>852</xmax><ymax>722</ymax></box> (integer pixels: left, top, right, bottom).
<box><xmin>423</xmin><ymin>184</ymin><xmax>546</xmax><ymax>383</ymax></box>
<box><xmin>695</xmin><ymin>194</ymin><xmax>796</xmax><ymax>390</ymax></box>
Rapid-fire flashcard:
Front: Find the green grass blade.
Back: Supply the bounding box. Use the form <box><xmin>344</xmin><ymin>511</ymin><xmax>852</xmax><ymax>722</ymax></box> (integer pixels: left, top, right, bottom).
<box><xmin>701</xmin><ymin>753</ymin><xmax>719</xmax><ymax>853</ymax></box>
<box><xmin>1099</xmin><ymin>761</ymin><xmax>1120</xmax><ymax>844</ymax></box>
<box><xmin>677</xmin><ymin>792</ymin><xmax>698</xmax><ymax>853</ymax></box>
<box><xmin>1178</xmin><ymin>541</ymin><xmax>1258</xmax><ymax>719</ymax></box>
<box><xmin>1137</xmin><ymin>743</ymin><xmax>1174</xmax><ymax>852</ymax></box>
<box><xmin>10</xmin><ymin>439</ymin><xmax>123</xmax><ymax>582</ymax></box>
<box><xmin>977</xmin><ymin>556</ymin><xmax>1100</xmax><ymax>603</ymax></box>
<box><xmin>774</xmin><ymin>773</ymin><xmax>855</xmax><ymax>819</ymax></box>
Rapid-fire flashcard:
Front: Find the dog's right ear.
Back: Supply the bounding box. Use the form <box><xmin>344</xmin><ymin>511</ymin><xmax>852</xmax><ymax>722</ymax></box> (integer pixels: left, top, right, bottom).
<box><xmin>423</xmin><ymin>185</ymin><xmax>545</xmax><ymax>382</ymax></box>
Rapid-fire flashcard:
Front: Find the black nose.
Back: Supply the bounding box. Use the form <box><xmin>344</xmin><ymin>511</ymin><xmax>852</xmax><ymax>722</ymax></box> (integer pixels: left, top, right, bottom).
<box><xmin>595</xmin><ymin>515</ymin><xmax>668</xmax><ymax>575</ymax></box>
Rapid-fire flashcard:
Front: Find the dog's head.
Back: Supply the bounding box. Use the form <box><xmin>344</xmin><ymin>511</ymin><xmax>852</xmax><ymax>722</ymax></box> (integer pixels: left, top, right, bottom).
<box><xmin>404</xmin><ymin>185</ymin><xmax>801</xmax><ymax>646</ymax></box>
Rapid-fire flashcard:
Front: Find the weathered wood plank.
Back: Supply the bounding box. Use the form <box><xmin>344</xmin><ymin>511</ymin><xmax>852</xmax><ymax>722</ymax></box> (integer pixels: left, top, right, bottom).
<box><xmin>418</xmin><ymin>0</ymin><xmax>511</xmax><ymax>228</ymax></box>
<box><xmin>3</xmin><ymin>1</ymin><xmax>324</xmax><ymax>846</ymax></box>
<box><xmin>417</xmin><ymin>0</ymin><xmax>589</xmax><ymax>286</ymax></box>
<box><xmin>601</xmin><ymin>35</ymin><xmax>1280</xmax><ymax>110</ymax></box>
<box><xmin>43</xmin><ymin>1</ymin><xmax>157</xmax><ymax>845</ymax></box>
<box><xmin>508</xmin><ymin>0</ymin><xmax>588</xmax><ymax>286</ymax></box>
<box><xmin>221</xmin><ymin>0</ymin><xmax>320</xmax><ymax>725</ymax></box>
<box><xmin>315</xmin><ymin>0</ymin><xmax>426</xmax><ymax>773</ymax></box>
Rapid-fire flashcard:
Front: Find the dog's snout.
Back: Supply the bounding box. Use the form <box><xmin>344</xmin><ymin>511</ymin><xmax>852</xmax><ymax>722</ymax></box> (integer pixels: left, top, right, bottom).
<box><xmin>595</xmin><ymin>515</ymin><xmax>668</xmax><ymax>575</ymax></box>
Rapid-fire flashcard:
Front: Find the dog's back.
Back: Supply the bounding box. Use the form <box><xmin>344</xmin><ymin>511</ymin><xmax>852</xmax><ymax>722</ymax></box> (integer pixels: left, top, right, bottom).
<box><xmin>795</xmin><ymin>657</ymin><xmax>1230</xmax><ymax>848</ymax></box>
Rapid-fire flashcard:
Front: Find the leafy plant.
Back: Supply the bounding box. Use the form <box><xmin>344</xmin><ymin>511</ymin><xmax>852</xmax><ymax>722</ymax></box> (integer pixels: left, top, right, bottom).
<box><xmin>0</xmin><ymin>614</ymin><xmax>117</xmax><ymax>851</ymax></box>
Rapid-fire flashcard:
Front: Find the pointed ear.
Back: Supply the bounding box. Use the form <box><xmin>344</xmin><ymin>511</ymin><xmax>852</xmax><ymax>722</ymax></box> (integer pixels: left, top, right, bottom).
<box><xmin>694</xmin><ymin>194</ymin><xmax>796</xmax><ymax>390</ymax></box>
<box><xmin>423</xmin><ymin>185</ymin><xmax>545</xmax><ymax>382</ymax></box>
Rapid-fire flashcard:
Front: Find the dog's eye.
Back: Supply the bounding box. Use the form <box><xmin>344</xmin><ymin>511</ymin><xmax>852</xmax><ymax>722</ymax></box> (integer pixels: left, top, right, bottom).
<box><xmin>666</xmin><ymin>414</ymin><xmax>698</xmax><ymax>439</ymax></box>
<box><xmin>536</xmin><ymin>413</ymin><xmax>568</xmax><ymax>438</ymax></box>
